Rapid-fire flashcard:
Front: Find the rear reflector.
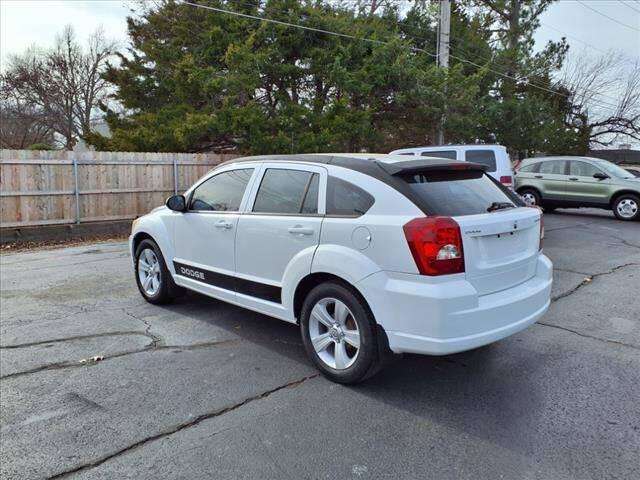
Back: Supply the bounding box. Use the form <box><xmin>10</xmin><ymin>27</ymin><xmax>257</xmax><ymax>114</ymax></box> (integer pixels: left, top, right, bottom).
<box><xmin>403</xmin><ymin>217</ymin><xmax>465</xmax><ymax>276</ymax></box>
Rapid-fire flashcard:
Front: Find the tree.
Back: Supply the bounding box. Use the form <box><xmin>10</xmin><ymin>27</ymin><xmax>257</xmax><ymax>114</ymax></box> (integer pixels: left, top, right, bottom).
<box><xmin>561</xmin><ymin>51</ymin><xmax>640</xmax><ymax>148</ymax></box>
<box><xmin>88</xmin><ymin>0</ymin><xmax>487</xmax><ymax>153</ymax></box>
<box><xmin>0</xmin><ymin>93</ymin><xmax>54</xmax><ymax>149</ymax></box>
<box><xmin>454</xmin><ymin>0</ymin><xmax>589</xmax><ymax>158</ymax></box>
<box><xmin>1</xmin><ymin>26</ymin><xmax>117</xmax><ymax>149</ymax></box>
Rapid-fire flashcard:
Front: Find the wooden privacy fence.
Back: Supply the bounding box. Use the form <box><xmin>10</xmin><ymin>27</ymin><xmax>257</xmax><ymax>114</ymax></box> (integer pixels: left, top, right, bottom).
<box><xmin>0</xmin><ymin>150</ymin><xmax>238</xmax><ymax>229</ymax></box>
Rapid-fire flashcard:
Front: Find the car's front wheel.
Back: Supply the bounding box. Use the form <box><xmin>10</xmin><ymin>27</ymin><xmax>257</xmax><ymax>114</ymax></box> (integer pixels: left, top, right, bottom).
<box><xmin>134</xmin><ymin>239</ymin><xmax>180</xmax><ymax>304</ymax></box>
<box><xmin>300</xmin><ymin>282</ymin><xmax>381</xmax><ymax>384</ymax></box>
<box><xmin>613</xmin><ymin>194</ymin><xmax>640</xmax><ymax>221</ymax></box>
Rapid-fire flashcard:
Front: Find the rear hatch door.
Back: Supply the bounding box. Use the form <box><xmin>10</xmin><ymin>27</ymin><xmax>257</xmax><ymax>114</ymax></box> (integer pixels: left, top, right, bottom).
<box><xmin>454</xmin><ymin>208</ymin><xmax>541</xmax><ymax>295</ymax></box>
<box><xmin>388</xmin><ymin>161</ymin><xmax>542</xmax><ymax>295</ymax></box>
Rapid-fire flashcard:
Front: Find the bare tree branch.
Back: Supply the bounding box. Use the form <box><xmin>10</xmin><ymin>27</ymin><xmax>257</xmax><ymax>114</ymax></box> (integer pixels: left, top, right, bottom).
<box><xmin>0</xmin><ymin>26</ymin><xmax>117</xmax><ymax>150</ymax></box>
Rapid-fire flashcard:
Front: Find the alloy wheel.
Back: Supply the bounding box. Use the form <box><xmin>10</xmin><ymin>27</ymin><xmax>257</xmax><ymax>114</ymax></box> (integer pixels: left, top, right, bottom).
<box><xmin>138</xmin><ymin>248</ymin><xmax>161</xmax><ymax>296</ymax></box>
<box><xmin>308</xmin><ymin>297</ymin><xmax>361</xmax><ymax>370</ymax></box>
<box><xmin>616</xmin><ymin>198</ymin><xmax>638</xmax><ymax>219</ymax></box>
<box><xmin>521</xmin><ymin>192</ymin><xmax>537</xmax><ymax>206</ymax></box>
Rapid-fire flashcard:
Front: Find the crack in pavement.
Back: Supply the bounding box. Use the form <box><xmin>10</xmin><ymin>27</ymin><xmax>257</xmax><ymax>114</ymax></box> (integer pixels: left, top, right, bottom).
<box><xmin>0</xmin><ymin>332</ymin><xmax>155</xmax><ymax>350</ymax></box>
<box><xmin>551</xmin><ymin>262</ymin><xmax>639</xmax><ymax>302</ymax></box>
<box><xmin>544</xmin><ymin>262</ymin><xmax>640</xmax><ymax>350</ymax></box>
<box><xmin>545</xmin><ymin>221</ymin><xmax>598</xmax><ymax>233</ymax></box>
<box><xmin>46</xmin><ymin>373</ymin><xmax>320</xmax><ymax>479</ymax></box>
<box><xmin>536</xmin><ymin>322</ymin><xmax>639</xmax><ymax>351</ymax></box>
<box><xmin>123</xmin><ymin>309</ymin><xmax>163</xmax><ymax>348</ymax></box>
<box><xmin>0</xmin><ymin>339</ymin><xmax>242</xmax><ymax>381</ymax></box>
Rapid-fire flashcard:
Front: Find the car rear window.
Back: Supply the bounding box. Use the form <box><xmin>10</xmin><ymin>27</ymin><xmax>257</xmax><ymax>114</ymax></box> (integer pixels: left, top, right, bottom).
<box><xmin>399</xmin><ymin>170</ymin><xmax>523</xmax><ymax>216</ymax></box>
<box><xmin>421</xmin><ymin>150</ymin><xmax>457</xmax><ymax>160</ymax></box>
<box><xmin>465</xmin><ymin>150</ymin><xmax>497</xmax><ymax>172</ymax></box>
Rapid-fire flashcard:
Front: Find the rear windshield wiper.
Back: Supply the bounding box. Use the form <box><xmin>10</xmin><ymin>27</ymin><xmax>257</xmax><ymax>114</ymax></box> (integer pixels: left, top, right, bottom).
<box><xmin>487</xmin><ymin>201</ymin><xmax>515</xmax><ymax>212</ymax></box>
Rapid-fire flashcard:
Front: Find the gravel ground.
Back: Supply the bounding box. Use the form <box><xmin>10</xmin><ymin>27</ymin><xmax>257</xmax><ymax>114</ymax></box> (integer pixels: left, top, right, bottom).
<box><xmin>1</xmin><ymin>208</ymin><xmax>639</xmax><ymax>480</ymax></box>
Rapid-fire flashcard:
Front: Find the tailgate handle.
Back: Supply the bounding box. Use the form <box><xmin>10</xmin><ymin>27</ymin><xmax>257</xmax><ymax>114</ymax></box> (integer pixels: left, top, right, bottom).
<box><xmin>534</xmin><ymin>175</ymin><xmax>543</xmax><ymax>179</ymax></box>
<box><xmin>569</xmin><ymin>177</ymin><xmax>578</xmax><ymax>181</ymax></box>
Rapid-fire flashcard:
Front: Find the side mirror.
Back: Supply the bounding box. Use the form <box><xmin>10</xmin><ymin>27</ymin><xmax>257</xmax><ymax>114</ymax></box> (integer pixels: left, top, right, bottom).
<box><xmin>593</xmin><ymin>172</ymin><xmax>609</xmax><ymax>180</ymax></box>
<box><xmin>166</xmin><ymin>194</ymin><xmax>186</xmax><ymax>212</ymax></box>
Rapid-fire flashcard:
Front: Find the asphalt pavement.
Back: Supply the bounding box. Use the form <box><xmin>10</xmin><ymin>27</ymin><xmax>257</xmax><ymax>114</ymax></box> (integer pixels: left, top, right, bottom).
<box><xmin>1</xmin><ymin>209</ymin><xmax>639</xmax><ymax>480</ymax></box>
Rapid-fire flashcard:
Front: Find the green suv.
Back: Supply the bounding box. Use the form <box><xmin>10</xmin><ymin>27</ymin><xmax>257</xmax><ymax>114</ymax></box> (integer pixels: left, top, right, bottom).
<box><xmin>514</xmin><ymin>156</ymin><xmax>640</xmax><ymax>221</ymax></box>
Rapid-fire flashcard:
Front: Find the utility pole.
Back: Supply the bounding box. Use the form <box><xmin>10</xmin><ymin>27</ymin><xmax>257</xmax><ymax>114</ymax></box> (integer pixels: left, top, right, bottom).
<box><xmin>437</xmin><ymin>0</ymin><xmax>451</xmax><ymax>144</ymax></box>
<box><xmin>437</xmin><ymin>0</ymin><xmax>450</xmax><ymax>69</ymax></box>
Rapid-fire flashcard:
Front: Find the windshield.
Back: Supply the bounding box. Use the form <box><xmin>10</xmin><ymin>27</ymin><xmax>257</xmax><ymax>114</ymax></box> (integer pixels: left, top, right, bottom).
<box><xmin>591</xmin><ymin>159</ymin><xmax>634</xmax><ymax>179</ymax></box>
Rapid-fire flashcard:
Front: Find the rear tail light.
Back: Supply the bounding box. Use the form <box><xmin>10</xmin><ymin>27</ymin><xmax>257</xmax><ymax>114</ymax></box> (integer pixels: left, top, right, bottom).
<box><xmin>500</xmin><ymin>175</ymin><xmax>513</xmax><ymax>189</ymax></box>
<box><xmin>403</xmin><ymin>217</ymin><xmax>465</xmax><ymax>276</ymax></box>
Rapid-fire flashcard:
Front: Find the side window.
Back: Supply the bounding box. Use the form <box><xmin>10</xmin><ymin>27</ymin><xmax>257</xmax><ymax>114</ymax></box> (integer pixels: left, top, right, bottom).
<box><xmin>326</xmin><ymin>176</ymin><xmax>375</xmax><ymax>217</ymax></box>
<box><xmin>253</xmin><ymin>169</ymin><xmax>319</xmax><ymax>214</ymax></box>
<box><xmin>465</xmin><ymin>150</ymin><xmax>497</xmax><ymax>172</ymax></box>
<box><xmin>398</xmin><ymin>152</ymin><xmax>416</xmax><ymax>156</ymax></box>
<box><xmin>189</xmin><ymin>168</ymin><xmax>254</xmax><ymax>211</ymax></box>
<box><xmin>421</xmin><ymin>150</ymin><xmax>457</xmax><ymax>160</ymax></box>
<box><xmin>519</xmin><ymin>163</ymin><xmax>540</xmax><ymax>173</ymax></box>
<box><xmin>569</xmin><ymin>161</ymin><xmax>601</xmax><ymax>177</ymax></box>
<box><xmin>539</xmin><ymin>160</ymin><xmax>567</xmax><ymax>175</ymax></box>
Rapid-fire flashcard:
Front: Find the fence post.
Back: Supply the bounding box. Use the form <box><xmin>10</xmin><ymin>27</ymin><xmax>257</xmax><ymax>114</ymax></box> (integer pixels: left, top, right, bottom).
<box><xmin>173</xmin><ymin>158</ymin><xmax>178</xmax><ymax>195</ymax></box>
<box><xmin>72</xmin><ymin>157</ymin><xmax>81</xmax><ymax>224</ymax></box>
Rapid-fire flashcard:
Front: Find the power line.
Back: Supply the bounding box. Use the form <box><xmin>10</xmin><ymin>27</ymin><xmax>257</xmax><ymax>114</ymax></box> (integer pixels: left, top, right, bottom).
<box><xmin>539</xmin><ymin>21</ymin><xmax>608</xmax><ymax>55</ymax></box>
<box><xmin>180</xmin><ymin>1</ymin><xmax>621</xmax><ymax>110</ymax></box>
<box><xmin>618</xmin><ymin>0</ymin><xmax>640</xmax><ymax>15</ymax></box>
<box><xmin>180</xmin><ymin>1</ymin><xmax>427</xmax><ymax>54</ymax></box>
<box><xmin>576</xmin><ymin>0</ymin><xmax>640</xmax><ymax>33</ymax></box>
<box><xmin>230</xmin><ymin>0</ymin><xmax>623</xmax><ymax>107</ymax></box>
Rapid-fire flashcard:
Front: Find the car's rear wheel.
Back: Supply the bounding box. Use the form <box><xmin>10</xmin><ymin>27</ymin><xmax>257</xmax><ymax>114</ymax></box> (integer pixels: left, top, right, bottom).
<box><xmin>519</xmin><ymin>189</ymin><xmax>540</xmax><ymax>207</ymax></box>
<box><xmin>300</xmin><ymin>282</ymin><xmax>381</xmax><ymax>384</ymax></box>
<box><xmin>134</xmin><ymin>239</ymin><xmax>180</xmax><ymax>304</ymax></box>
<box><xmin>613</xmin><ymin>194</ymin><xmax>640</xmax><ymax>221</ymax></box>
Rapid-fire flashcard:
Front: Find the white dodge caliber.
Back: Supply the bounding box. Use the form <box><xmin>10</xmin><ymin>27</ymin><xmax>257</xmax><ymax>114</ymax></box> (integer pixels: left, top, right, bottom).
<box><xmin>130</xmin><ymin>154</ymin><xmax>552</xmax><ymax>383</ymax></box>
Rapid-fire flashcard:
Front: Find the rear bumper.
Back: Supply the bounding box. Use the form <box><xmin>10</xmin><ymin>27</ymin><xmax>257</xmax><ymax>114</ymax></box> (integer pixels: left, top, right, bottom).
<box><xmin>356</xmin><ymin>255</ymin><xmax>553</xmax><ymax>355</ymax></box>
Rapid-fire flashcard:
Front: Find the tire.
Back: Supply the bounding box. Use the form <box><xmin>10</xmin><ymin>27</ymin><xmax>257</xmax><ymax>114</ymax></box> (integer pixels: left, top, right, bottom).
<box><xmin>300</xmin><ymin>281</ymin><xmax>381</xmax><ymax>384</ymax></box>
<box><xmin>543</xmin><ymin>205</ymin><xmax>556</xmax><ymax>213</ymax></box>
<box><xmin>134</xmin><ymin>239</ymin><xmax>180</xmax><ymax>304</ymax></box>
<box><xmin>612</xmin><ymin>194</ymin><xmax>640</xmax><ymax>221</ymax></box>
<box><xmin>518</xmin><ymin>188</ymin><xmax>540</xmax><ymax>207</ymax></box>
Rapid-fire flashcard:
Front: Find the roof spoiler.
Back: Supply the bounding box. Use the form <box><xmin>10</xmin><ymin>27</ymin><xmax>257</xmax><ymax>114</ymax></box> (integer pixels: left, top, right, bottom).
<box><xmin>376</xmin><ymin>160</ymin><xmax>488</xmax><ymax>176</ymax></box>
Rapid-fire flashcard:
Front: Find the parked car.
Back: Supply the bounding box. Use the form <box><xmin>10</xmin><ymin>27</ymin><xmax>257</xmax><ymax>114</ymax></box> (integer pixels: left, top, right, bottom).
<box><xmin>389</xmin><ymin>144</ymin><xmax>514</xmax><ymax>188</ymax></box>
<box><xmin>130</xmin><ymin>154</ymin><xmax>552</xmax><ymax>383</ymax></box>
<box><xmin>515</xmin><ymin>156</ymin><xmax>640</xmax><ymax>221</ymax></box>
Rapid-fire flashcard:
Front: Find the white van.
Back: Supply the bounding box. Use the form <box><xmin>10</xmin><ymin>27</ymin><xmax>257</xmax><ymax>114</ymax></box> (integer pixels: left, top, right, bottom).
<box><xmin>389</xmin><ymin>144</ymin><xmax>514</xmax><ymax>188</ymax></box>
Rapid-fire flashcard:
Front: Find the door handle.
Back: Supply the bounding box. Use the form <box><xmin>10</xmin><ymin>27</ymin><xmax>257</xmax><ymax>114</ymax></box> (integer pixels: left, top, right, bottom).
<box><xmin>569</xmin><ymin>177</ymin><xmax>578</xmax><ymax>181</ymax></box>
<box><xmin>215</xmin><ymin>220</ymin><xmax>233</xmax><ymax>229</ymax></box>
<box><xmin>535</xmin><ymin>175</ymin><xmax>543</xmax><ymax>179</ymax></box>
<box><xmin>288</xmin><ymin>225</ymin><xmax>314</xmax><ymax>236</ymax></box>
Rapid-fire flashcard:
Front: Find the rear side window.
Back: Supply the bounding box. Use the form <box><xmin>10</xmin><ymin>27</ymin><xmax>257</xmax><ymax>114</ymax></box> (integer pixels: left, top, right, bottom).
<box><xmin>190</xmin><ymin>168</ymin><xmax>254</xmax><ymax>211</ymax></box>
<box><xmin>253</xmin><ymin>169</ymin><xmax>319</xmax><ymax>214</ymax></box>
<box><xmin>421</xmin><ymin>150</ymin><xmax>457</xmax><ymax>160</ymax></box>
<box><xmin>399</xmin><ymin>170</ymin><xmax>522</xmax><ymax>216</ymax></box>
<box><xmin>326</xmin><ymin>176</ymin><xmax>374</xmax><ymax>216</ymax></box>
<box><xmin>539</xmin><ymin>160</ymin><xmax>567</xmax><ymax>175</ymax></box>
<box><xmin>519</xmin><ymin>163</ymin><xmax>540</xmax><ymax>173</ymax></box>
<box><xmin>465</xmin><ymin>150</ymin><xmax>497</xmax><ymax>172</ymax></box>
<box><xmin>569</xmin><ymin>161</ymin><xmax>601</xmax><ymax>177</ymax></box>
